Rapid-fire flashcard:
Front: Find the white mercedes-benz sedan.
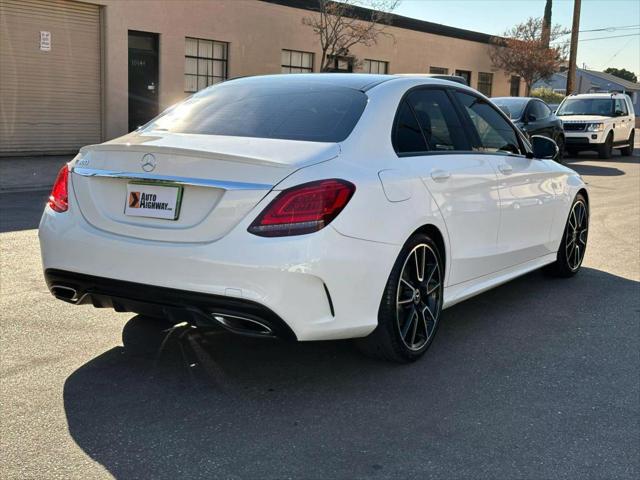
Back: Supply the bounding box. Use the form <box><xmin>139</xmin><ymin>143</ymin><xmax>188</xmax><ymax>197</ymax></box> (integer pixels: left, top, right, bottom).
<box><xmin>39</xmin><ymin>74</ymin><xmax>589</xmax><ymax>362</ymax></box>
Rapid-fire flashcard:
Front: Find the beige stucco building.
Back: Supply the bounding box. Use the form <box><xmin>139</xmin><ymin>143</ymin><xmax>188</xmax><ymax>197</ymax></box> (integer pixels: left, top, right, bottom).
<box><xmin>0</xmin><ymin>0</ymin><xmax>522</xmax><ymax>155</ymax></box>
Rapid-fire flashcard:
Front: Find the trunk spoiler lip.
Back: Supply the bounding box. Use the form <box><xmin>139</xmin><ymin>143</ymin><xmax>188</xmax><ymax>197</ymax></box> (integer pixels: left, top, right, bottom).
<box><xmin>72</xmin><ymin>167</ymin><xmax>274</xmax><ymax>191</ymax></box>
<box><xmin>80</xmin><ymin>135</ymin><xmax>341</xmax><ymax>169</ymax></box>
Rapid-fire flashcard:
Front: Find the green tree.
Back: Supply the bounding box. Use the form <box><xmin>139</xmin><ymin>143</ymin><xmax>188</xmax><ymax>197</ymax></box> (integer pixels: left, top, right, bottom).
<box><xmin>603</xmin><ymin>68</ymin><xmax>638</xmax><ymax>83</ymax></box>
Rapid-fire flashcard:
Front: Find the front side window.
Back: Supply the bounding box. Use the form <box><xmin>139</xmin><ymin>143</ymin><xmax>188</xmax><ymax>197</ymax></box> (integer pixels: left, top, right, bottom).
<box><xmin>557</xmin><ymin>98</ymin><xmax>614</xmax><ymax>116</ymax></box>
<box><xmin>615</xmin><ymin>98</ymin><xmax>628</xmax><ymax>115</ymax></box>
<box><xmin>281</xmin><ymin>49</ymin><xmax>313</xmax><ymax>73</ymax></box>
<box><xmin>455</xmin><ymin>91</ymin><xmax>522</xmax><ymax>155</ymax></box>
<box><xmin>363</xmin><ymin>59</ymin><xmax>388</xmax><ymax>74</ymax></box>
<box><xmin>185</xmin><ymin>37</ymin><xmax>228</xmax><ymax>93</ymax></box>
<box><xmin>477</xmin><ymin>72</ymin><xmax>493</xmax><ymax>97</ymax></box>
<box><xmin>144</xmin><ymin>77</ymin><xmax>367</xmax><ymax>142</ymax></box>
<box><xmin>528</xmin><ymin>100</ymin><xmax>551</xmax><ymax>120</ymax></box>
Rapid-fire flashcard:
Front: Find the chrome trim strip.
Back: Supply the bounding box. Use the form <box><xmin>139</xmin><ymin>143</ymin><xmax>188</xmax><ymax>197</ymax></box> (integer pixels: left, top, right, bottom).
<box><xmin>72</xmin><ymin>167</ymin><xmax>274</xmax><ymax>191</ymax></box>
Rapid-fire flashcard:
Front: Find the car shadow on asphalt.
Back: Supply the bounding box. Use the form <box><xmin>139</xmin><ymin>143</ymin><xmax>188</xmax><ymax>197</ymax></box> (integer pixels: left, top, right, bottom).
<box><xmin>62</xmin><ymin>267</ymin><xmax>639</xmax><ymax>479</ymax></box>
<box><xmin>0</xmin><ymin>190</ymin><xmax>48</xmax><ymax>233</ymax></box>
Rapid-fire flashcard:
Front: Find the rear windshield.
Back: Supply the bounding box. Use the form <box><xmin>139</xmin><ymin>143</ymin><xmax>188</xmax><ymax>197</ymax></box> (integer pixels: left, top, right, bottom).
<box><xmin>142</xmin><ymin>78</ymin><xmax>368</xmax><ymax>142</ymax></box>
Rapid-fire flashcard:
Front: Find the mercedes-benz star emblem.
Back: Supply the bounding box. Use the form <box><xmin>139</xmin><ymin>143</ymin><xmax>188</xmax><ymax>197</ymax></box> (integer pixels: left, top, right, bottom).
<box><xmin>141</xmin><ymin>153</ymin><xmax>157</xmax><ymax>172</ymax></box>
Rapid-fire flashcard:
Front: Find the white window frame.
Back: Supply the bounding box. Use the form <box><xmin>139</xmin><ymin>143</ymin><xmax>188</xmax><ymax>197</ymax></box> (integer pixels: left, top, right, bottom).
<box><xmin>363</xmin><ymin>59</ymin><xmax>388</xmax><ymax>74</ymax></box>
<box><xmin>281</xmin><ymin>49</ymin><xmax>314</xmax><ymax>73</ymax></box>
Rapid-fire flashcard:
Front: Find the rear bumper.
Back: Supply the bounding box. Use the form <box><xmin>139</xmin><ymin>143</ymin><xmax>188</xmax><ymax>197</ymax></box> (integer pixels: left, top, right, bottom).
<box><xmin>44</xmin><ymin>268</ymin><xmax>297</xmax><ymax>340</ymax></box>
<box><xmin>39</xmin><ymin>203</ymin><xmax>399</xmax><ymax>341</ymax></box>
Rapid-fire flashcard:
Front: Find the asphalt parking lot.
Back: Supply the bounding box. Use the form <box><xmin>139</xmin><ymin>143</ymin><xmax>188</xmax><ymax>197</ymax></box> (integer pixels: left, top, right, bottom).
<box><xmin>1</xmin><ymin>150</ymin><xmax>638</xmax><ymax>479</ymax></box>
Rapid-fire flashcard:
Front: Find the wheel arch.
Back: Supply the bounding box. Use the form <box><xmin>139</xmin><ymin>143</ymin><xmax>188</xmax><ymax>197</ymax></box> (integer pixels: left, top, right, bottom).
<box><xmin>409</xmin><ymin>224</ymin><xmax>447</xmax><ymax>282</ymax></box>
<box><xmin>577</xmin><ymin>187</ymin><xmax>589</xmax><ymax>208</ymax></box>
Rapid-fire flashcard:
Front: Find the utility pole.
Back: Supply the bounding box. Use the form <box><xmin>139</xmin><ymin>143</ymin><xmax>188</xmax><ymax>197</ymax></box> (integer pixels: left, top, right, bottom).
<box><xmin>541</xmin><ymin>0</ymin><xmax>552</xmax><ymax>48</ymax></box>
<box><xmin>566</xmin><ymin>0</ymin><xmax>581</xmax><ymax>94</ymax></box>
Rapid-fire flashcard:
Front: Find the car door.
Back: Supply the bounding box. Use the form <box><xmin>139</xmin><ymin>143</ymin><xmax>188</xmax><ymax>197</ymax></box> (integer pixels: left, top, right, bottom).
<box><xmin>614</xmin><ymin>98</ymin><xmax>630</xmax><ymax>142</ymax></box>
<box><xmin>392</xmin><ymin>87</ymin><xmax>502</xmax><ymax>285</ymax></box>
<box><xmin>452</xmin><ymin>90</ymin><xmax>560</xmax><ymax>269</ymax></box>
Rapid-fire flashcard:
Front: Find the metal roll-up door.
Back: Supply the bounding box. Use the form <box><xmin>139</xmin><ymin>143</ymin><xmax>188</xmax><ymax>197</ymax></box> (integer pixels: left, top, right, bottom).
<box><xmin>0</xmin><ymin>0</ymin><xmax>101</xmax><ymax>155</ymax></box>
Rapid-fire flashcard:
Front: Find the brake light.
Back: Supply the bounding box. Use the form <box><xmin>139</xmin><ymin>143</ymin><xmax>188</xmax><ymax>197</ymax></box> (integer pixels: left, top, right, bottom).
<box><xmin>248</xmin><ymin>179</ymin><xmax>355</xmax><ymax>237</ymax></box>
<box><xmin>48</xmin><ymin>165</ymin><xmax>69</xmax><ymax>213</ymax></box>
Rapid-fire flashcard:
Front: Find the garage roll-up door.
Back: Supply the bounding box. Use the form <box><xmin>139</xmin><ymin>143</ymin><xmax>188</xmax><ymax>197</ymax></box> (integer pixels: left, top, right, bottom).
<box><xmin>0</xmin><ymin>0</ymin><xmax>101</xmax><ymax>155</ymax></box>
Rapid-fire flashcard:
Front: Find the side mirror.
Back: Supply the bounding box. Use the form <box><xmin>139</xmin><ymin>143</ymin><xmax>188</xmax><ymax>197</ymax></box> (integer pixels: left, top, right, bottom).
<box><xmin>531</xmin><ymin>135</ymin><xmax>559</xmax><ymax>160</ymax></box>
<box><xmin>615</xmin><ymin>109</ymin><xmax>624</xmax><ymax>117</ymax></box>
<box><xmin>527</xmin><ymin>113</ymin><xmax>537</xmax><ymax>123</ymax></box>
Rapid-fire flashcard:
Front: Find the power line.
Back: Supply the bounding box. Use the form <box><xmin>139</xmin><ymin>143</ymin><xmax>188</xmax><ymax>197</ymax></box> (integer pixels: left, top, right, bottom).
<box><xmin>552</xmin><ymin>32</ymin><xmax>640</xmax><ymax>44</ymax></box>
<box><xmin>601</xmin><ymin>37</ymin><xmax>635</xmax><ymax>67</ymax></box>
<box><xmin>578</xmin><ymin>32</ymin><xmax>640</xmax><ymax>42</ymax></box>
<box><xmin>579</xmin><ymin>24</ymin><xmax>640</xmax><ymax>33</ymax></box>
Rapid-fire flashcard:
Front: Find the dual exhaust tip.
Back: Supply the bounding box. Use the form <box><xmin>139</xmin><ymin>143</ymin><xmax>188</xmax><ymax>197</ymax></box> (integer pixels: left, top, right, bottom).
<box><xmin>51</xmin><ymin>285</ymin><xmax>274</xmax><ymax>337</ymax></box>
<box><xmin>211</xmin><ymin>313</ymin><xmax>274</xmax><ymax>337</ymax></box>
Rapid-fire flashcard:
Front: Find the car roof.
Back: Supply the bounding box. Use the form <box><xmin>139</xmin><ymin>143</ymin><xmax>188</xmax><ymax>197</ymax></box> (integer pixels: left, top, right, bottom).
<box><xmin>567</xmin><ymin>93</ymin><xmax>627</xmax><ymax>99</ymax></box>
<box><xmin>227</xmin><ymin>73</ymin><xmax>467</xmax><ymax>92</ymax></box>
<box><xmin>492</xmin><ymin>97</ymin><xmax>533</xmax><ymax>102</ymax></box>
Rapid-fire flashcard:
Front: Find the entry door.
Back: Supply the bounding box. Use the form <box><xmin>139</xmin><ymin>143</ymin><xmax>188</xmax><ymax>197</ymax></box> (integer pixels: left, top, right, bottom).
<box><xmin>452</xmin><ymin>90</ymin><xmax>559</xmax><ymax>270</ymax></box>
<box><xmin>128</xmin><ymin>31</ymin><xmax>159</xmax><ymax>132</ymax></box>
<box><xmin>613</xmin><ymin>98</ymin><xmax>630</xmax><ymax>142</ymax></box>
<box><xmin>393</xmin><ymin>88</ymin><xmax>502</xmax><ymax>286</ymax></box>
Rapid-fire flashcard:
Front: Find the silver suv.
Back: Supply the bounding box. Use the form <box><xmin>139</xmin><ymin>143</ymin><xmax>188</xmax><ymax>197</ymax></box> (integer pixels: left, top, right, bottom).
<box><xmin>556</xmin><ymin>93</ymin><xmax>635</xmax><ymax>158</ymax></box>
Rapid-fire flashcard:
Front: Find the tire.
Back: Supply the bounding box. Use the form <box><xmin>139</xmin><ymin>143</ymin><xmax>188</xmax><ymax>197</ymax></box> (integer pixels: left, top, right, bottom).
<box><xmin>122</xmin><ymin>315</ymin><xmax>176</xmax><ymax>356</ymax></box>
<box><xmin>598</xmin><ymin>132</ymin><xmax>613</xmax><ymax>159</ymax></box>
<box><xmin>620</xmin><ymin>130</ymin><xmax>634</xmax><ymax>156</ymax></box>
<box><xmin>355</xmin><ymin>233</ymin><xmax>444</xmax><ymax>363</ymax></box>
<box><xmin>544</xmin><ymin>193</ymin><xmax>589</xmax><ymax>278</ymax></box>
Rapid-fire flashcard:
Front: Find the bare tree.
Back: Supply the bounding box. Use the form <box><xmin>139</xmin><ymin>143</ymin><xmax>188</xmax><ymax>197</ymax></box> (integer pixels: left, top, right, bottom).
<box><xmin>302</xmin><ymin>0</ymin><xmax>399</xmax><ymax>72</ymax></box>
<box><xmin>490</xmin><ymin>17</ymin><xmax>568</xmax><ymax>95</ymax></box>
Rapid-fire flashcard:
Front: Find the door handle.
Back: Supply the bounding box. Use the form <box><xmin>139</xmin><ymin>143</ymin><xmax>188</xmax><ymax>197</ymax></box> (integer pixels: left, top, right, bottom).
<box><xmin>430</xmin><ymin>169</ymin><xmax>451</xmax><ymax>181</ymax></box>
<box><xmin>498</xmin><ymin>163</ymin><xmax>513</xmax><ymax>175</ymax></box>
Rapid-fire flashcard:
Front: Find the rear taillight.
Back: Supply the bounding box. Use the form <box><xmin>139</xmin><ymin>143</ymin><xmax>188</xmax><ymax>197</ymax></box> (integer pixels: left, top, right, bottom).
<box><xmin>248</xmin><ymin>179</ymin><xmax>355</xmax><ymax>237</ymax></box>
<box><xmin>48</xmin><ymin>165</ymin><xmax>69</xmax><ymax>213</ymax></box>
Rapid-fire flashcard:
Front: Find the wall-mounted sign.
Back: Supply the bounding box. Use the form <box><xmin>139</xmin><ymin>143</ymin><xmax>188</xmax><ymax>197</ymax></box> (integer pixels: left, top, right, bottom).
<box><xmin>39</xmin><ymin>31</ymin><xmax>51</xmax><ymax>51</ymax></box>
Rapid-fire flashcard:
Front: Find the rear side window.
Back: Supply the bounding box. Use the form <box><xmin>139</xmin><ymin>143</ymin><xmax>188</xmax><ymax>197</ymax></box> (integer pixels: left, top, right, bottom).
<box><xmin>143</xmin><ymin>80</ymin><xmax>368</xmax><ymax>142</ymax></box>
<box><xmin>455</xmin><ymin>91</ymin><xmax>522</xmax><ymax>155</ymax></box>
<box><xmin>393</xmin><ymin>88</ymin><xmax>469</xmax><ymax>154</ymax></box>
<box><xmin>394</xmin><ymin>101</ymin><xmax>427</xmax><ymax>154</ymax></box>
<box><xmin>407</xmin><ymin>89</ymin><xmax>469</xmax><ymax>151</ymax></box>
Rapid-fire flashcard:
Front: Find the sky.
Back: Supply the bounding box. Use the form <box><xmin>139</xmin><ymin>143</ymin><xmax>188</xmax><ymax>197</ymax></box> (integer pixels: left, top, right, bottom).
<box><xmin>386</xmin><ymin>0</ymin><xmax>640</xmax><ymax>76</ymax></box>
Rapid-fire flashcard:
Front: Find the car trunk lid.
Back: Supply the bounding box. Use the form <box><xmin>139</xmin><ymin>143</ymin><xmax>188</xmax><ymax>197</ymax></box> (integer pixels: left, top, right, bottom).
<box><xmin>71</xmin><ymin>132</ymin><xmax>340</xmax><ymax>243</ymax></box>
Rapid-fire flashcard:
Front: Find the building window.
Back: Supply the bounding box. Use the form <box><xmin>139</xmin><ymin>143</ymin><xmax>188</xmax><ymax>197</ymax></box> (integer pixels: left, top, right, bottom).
<box><xmin>455</xmin><ymin>70</ymin><xmax>471</xmax><ymax>86</ymax></box>
<box><xmin>363</xmin><ymin>59</ymin><xmax>388</xmax><ymax>74</ymax></box>
<box><xmin>185</xmin><ymin>37</ymin><xmax>228</xmax><ymax>93</ymax></box>
<box><xmin>429</xmin><ymin>66</ymin><xmax>449</xmax><ymax>74</ymax></box>
<box><xmin>510</xmin><ymin>76</ymin><xmax>521</xmax><ymax>96</ymax></box>
<box><xmin>477</xmin><ymin>72</ymin><xmax>493</xmax><ymax>96</ymax></box>
<box><xmin>281</xmin><ymin>49</ymin><xmax>313</xmax><ymax>73</ymax></box>
<box><xmin>327</xmin><ymin>55</ymin><xmax>353</xmax><ymax>73</ymax></box>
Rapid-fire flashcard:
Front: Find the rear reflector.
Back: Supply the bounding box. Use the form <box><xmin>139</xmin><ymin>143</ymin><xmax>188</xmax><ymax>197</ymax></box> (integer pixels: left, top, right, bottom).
<box><xmin>48</xmin><ymin>165</ymin><xmax>69</xmax><ymax>213</ymax></box>
<box><xmin>248</xmin><ymin>179</ymin><xmax>355</xmax><ymax>237</ymax></box>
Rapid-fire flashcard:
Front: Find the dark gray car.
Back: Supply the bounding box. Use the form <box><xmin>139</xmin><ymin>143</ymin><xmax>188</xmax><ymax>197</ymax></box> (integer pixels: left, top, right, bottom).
<box><xmin>492</xmin><ymin>97</ymin><xmax>565</xmax><ymax>158</ymax></box>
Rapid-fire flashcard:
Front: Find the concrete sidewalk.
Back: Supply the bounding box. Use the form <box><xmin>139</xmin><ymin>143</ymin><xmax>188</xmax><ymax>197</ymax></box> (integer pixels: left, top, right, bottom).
<box><xmin>0</xmin><ymin>156</ymin><xmax>73</xmax><ymax>193</ymax></box>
